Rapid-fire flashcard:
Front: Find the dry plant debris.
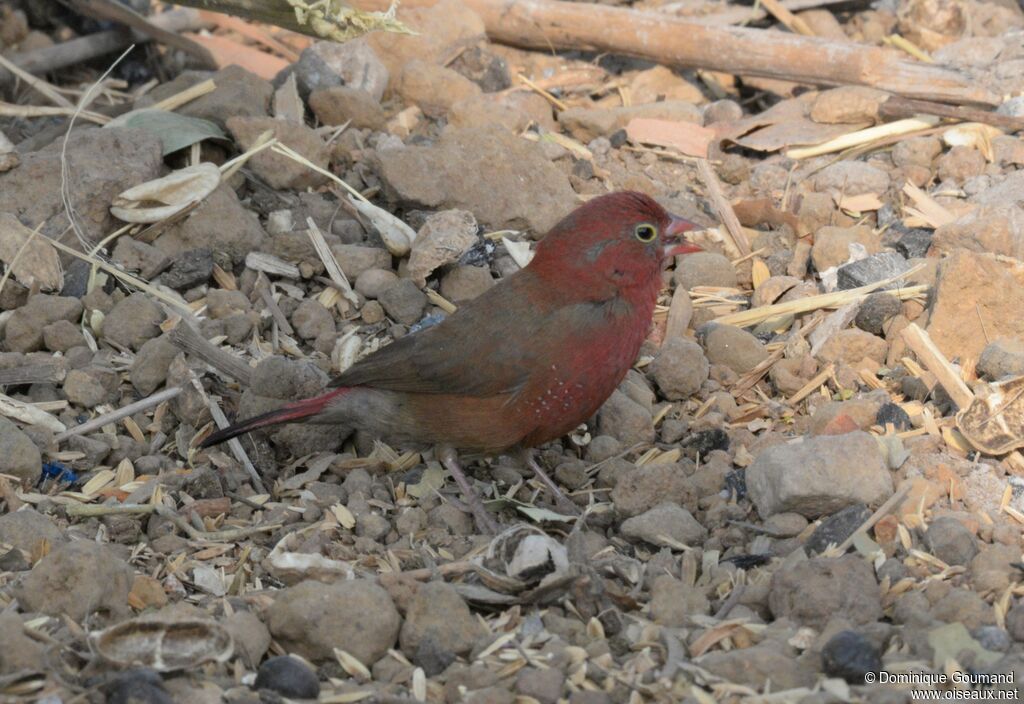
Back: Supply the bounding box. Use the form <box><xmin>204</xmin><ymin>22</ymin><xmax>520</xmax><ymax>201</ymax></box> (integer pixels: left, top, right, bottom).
<box><xmin>0</xmin><ymin>0</ymin><xmax>1023</xmax><ymax>701</ymax></box>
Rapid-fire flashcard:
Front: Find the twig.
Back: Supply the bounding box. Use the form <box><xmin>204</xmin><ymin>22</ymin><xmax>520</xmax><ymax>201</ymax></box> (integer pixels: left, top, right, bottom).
<box><xmin>0</xmin><ymin>363</ymin><xmax>66</xmax><ymax>386</ymax></box>
<box><xmin>697</xmin><ymin>159</ymin><xmax>750</xmax><ymax>256</ymax></box>
<box><xmin>833</xmin><ymin>482</ymin><xmax>913</xmax><ymax>554</ymax></box>
<box><xmin>0</xmin><ymin>54</ymin><xmax>75</xmax><ymax>108</ymax></box>
<box><xmin>205</xmin><ymin>396</ymin><xmax>267</xmax><ymax>494</ymax></box>
<box><xmin>0</xmin><ymin>101</ymin><xmax>108</xmax><ymax>124</ymax></box>
<box><xmin>757</xmin><ymin>0</ymin><xmax>815</xmax><ymax>35</ymax></box>
<box><xmin>878</xmin><ymin>96</ymin><xmax>1024</xmax><ymax>134</ymax></box>
<box><xmin>169</xmin><ymin>323</ymin><xmax>253</xmax><ymax>385</ymax></box>
<box><xmin>153</xmin><ymin>505</ymin><xmax>282</xmax><ymax>542</ymax></box>
<box><xmin>900</xmin><ymin>323</ymin><xmax>975</xmax><ymax>410</ymax></box>
<box><xmin>149</xmin><ymin>78</ymin><xmax>216</xmax><ymax>112</ymax></box>
<box><xmin>55</xmin><ymin>387</ymin><xmax>182</xmax><ymax>441</ymax></box>
<box><xmin>66</xmin><ymin>503</ymin><xmax>156</xmax><ymax>517</ymax></box>
<box><xmin>786</xmin><ymin>363</ymin><xmax>835</xmax><ymax>405</ymax></box>
<box><xmin>0</xmin><ymin>392</ymin><xmax>66</xmax><ymax>433</ymax></box>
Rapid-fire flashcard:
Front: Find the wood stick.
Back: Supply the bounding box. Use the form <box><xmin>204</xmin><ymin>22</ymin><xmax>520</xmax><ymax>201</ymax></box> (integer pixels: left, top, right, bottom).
<box><xmin>786</xmin><ymin>363</ymin><xmax>835</xmax><ymax>405</ymax></box>
<box><xmin>878</xmin><ymin>96</ymin><xmax>1024</xmax><ymax>133</ymax></box>
<box><xmin>169</xmin><ymin>323</ymin><xmax>253</xmax><ymax>386</ymax></box>
<box><xmin>205</xmin><ymin>397</ymin><xmax>267</xmax><ymax>494</ymax></box>
<box><xmin>0</xmin><ymin>392</ymin><xmax>66</xmax><ymax>433</ymax></box>
<box><xmin>833</xmin><ymin>481</ymin><xmax>912</xmax><ymax>555</ymax></box>
<box><xmin>1</xmin><ymin>9</ymin><xmax>206</xmax><ymax>87</ymax></box>
<box><xmin>900</xmin><ymin>323</ymin><xmax>975</xmax><ymax>410</ymax></box>
<box><xmin>67</xmin><ymin>0</ymin><xmax>217</xmax><ymax>67</ymax></box>
<box><xmin>0</xmin><ymin>363</ymin><xmax>66</xmax><ymax>386</ymax></box>
<box><xmin>340</xmin><ymin>0</ymin><xmax>996</xmax><ymax>105</ymax></box>
<box><xmin>55</xmin><ymin>387</ymin><xmax>182</xmax><ymax>441</ymax></box>
<box><xmin>697</xmin><ymin>159</ymin><xmax>750</xmax><ymax>257</ymax></box>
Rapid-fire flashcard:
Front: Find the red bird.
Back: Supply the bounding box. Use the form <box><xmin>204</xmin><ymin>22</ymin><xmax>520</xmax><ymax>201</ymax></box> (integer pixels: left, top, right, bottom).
<box><xmin>201</xmin><ymin>191</ymin><xmax>700</xmax><ymax>532</ymax></box>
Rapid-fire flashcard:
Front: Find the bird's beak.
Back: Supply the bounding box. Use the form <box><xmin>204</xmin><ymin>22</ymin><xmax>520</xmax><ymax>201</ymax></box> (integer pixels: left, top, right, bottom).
<box><xmin>662</xmin><ymin>214</ymin><xmax>702</xmax><ymax>258</ymax></box>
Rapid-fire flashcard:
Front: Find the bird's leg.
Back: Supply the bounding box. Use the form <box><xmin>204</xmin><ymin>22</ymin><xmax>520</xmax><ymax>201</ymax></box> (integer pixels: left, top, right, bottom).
<box><xmin>436</xmin><ymin>445</ymin><xmax>500</xmax><ymax>534</ymax></box>
<box><xmin>520</xmin><ymin>449</ymin><xmax>581</xmax><ymax>515</ymax></box>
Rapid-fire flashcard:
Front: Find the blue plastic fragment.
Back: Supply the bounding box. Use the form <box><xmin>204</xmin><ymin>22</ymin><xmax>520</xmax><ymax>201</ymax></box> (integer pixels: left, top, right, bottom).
<box><xmin>41</xmin><ymin>461</ymin><xmax>78</xmax><ymax>485</ymax></box>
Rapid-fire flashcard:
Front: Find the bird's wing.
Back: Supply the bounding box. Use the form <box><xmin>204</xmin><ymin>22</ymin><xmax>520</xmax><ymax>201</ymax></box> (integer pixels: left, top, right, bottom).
<box><xmin>330</xmin><ymin>273</ymin><xmax>566</xmax><ymax>397</ymax></box>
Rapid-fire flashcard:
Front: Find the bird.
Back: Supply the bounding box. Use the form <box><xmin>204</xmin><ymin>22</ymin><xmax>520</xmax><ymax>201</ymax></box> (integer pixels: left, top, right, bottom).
<box><xmin>200</xmin><ymin>191</ymin><xmax>701</xmax><ymax>532</ymax></box>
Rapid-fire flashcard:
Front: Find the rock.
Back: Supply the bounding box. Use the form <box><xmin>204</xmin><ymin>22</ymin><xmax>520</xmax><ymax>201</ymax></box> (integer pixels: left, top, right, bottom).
<box><xmin>131</xmin><ymin>335</ymin><xmax>179</xmax><ymax>395</ymax></box>
<box><xmin>0</xmin><ymin>612</ymin><xmax>43</xmax><ymax>674</ymax></box>
<box><xmin>0</xmin><ymin>418</ymin><xmax>41</xmax><ymax>484</ymax></box>
<box><xmin>0</xmin><ymin>508</ymin><xmax>64</xmax><ymax>554</ymax></box>
<box><xmin>769</xmin><ymin>554</ymin><xmax>882</xmax><ymax>628</ymax></box>
<box><xmin>102</xmin><ymin>669</ymin><xmax>172</xmax><ymax>704</ymax></box>
<box><xmin>855</xmin><ymin>292</ymin><xmax>903</xmax><ymax>334</ymax></box>
<box><xmin>810</xmin><ymin>394</ymin><xmax>887</xmax><ymax>435</ymax></box>
<box><xmin>764</xmin><ymin>512</ymin><xmax>809</xmax><ymax>537</ymax></box>
<box><xmin>400</xmin><ymin>581</ymin><xmax>485</xmax><ymax>658</ymax></box>
<box><xmin>448</xmin><ymin>94</ymin><xmax>533</xmax><ymax>132</ymax></box>
<box><xmin>629</xmin><ymin>65</ymin><xmax>704</xmax><ymax>105</ymax></box>
<box><xmin>224</xmin><ymin>610</ymin><xmax>271</xmax><ymax>669</ymax></box>
<box><xmin>932</xmin><ymin>204</ymin><xmax>1024</xmax><ymax>260</ymax></box>
<box><xmin>156</xmin><ymin>184</ymin><xmax>267</xmax><ymax>264</ymax></box>
<box><xmin>611</xmin><ymin>462</ymin><xmax>697</xmax><ymax>518</ymax></box>
<box><xmin>161</xmin><ymin>248</ymin><xmax>213</xmax><ymax>290</ymax></box>
<box><xmin>308</xmin><ymin>86</ymin><xmax>386</xmax><ymax>130</ymax></box>
<box><xmin>821</xmin><ymin>630</ymin><xmax>882</xmax><ymax>684</ymax></box>
<box><xmin>816</xmin><ymin>329</ymin><xmax>888</xmax><ymax>365</ymax></box>
<box><xmin>649</xmin><ymin>338</ymin><xmax>708</xmax><ymax>400</ymax></box>
<box><xmin>699</xmin><ymin>324</ymin><xmax>768</xmax><ymax>374</ymax></box>
<box><xmin>927</xmin><ymin>251</ymin><xmax>1024</xmax><ymax>360</ymax></box>
<box><xmin>514</xmin><ymin>667</ymin><xmax>564</xmax><ymax>704</ymax></box>
<box><xmin>1006</xmin><ymin>605</ymin><xmax>1024</xmax><ymax>642</ymax></box>
<box><xmin>698</xmin><ymin>643</ymin><xmax>817</xmax><ymax>690</ymax></box>
<box><xmin>970</xmin><ymin>544</ymin><xmax>1020</xmax><ymax>594</ymax></box>
<box><xmin>251</xmin><ymin>356</ymin><xmax>328</xmax><ymax>399</ymax></box>
<box><xmin>379</xmin><ymin>279</ymin><xmax>427</xmax><ymax>324</ymax></box>
<box><xmin>811</xmin><ymin>225</ymin><xmax>880</xmax><ymax>271</ymax></box>
<box><xmin>937</xmin><ymin>145</ymin><xmax>986</xmax><ymax>182</ymax></box>
<box><xmin>397</xmin><ymin>60</ymin><xmax>482</xmax><ymax>117</ymax></box>
<box><xmin>895</xmin><ymin>228</ymin><xmax>934</xmax><ymax>259</ymax></box>
<box><xmin>112</xmin><ymin>238</ymin><xmax>170</xmax><ymax>280</ymax></box>
<box><xmin>805</xmin><ymin>504</ymin><xmax>871</xmax><ymax>554</ymax></box>
<box><xmin>293</xmin><ymin>39</ymin><xmax>388</xmax><ymax>101</ymax></box>
<box><xmin>102</xmin><ymin>293</ymin><xmax>164</xmax><ymax>351</ymax></box>
<box><xmin>559</xmin><ymin>101</ymin><xmax>701</xmax><ymax>142</ymax></box>
<box><xmin>63</xmin><ymin>369</ymin><xmax>108</xmax><ymax>408</ymax></box>
<box><xmin>254</xmin><ymin>656</ymin><xmax>320</xmax><ymax>699</ymax></box>
<box><xmin>978</xmin><ymin>338</ymin><xmax>1024</xmax><ymax>380</ymax></box>
<box><xmin>747</xmin><ymin>431</ymin><xmax>893</xmax><ymax>518</ymax></box>
<box><xmin>649</xmin><ymin>575</ymin><xmax>710</xmax><ymax>625</ymax></box>
<box><xmin>407</xmin><ymin>209</ymin><xmax>479</xmax><ymax>284</ymax></box>
<box><xmin>291</xmin><ymin>299</ymin><xmax>335</xmax><ymax>341</ymax></box>
<box><xmin>894</xmin><ymin>135</ymin><xmax>942</xmax><ymax>168</ymax></box>
<box><xmin>440</xmin><ymin>266</ymin><xmax>494</xmax><ymax>302</ymax></box>
<box><xmin>42</xmin><ymin>319</ymin><xmax>86</xmax><ymax>352</ymax></box>
<box><xmin>138</xmin><ymin>65</ymin><xmax>272</xmax><ymax>126</ymax></box>
<box><xmin>329</xmin><ymin>244</ymin><xmax>392</xmax><ymax>280</ymax></box>
<box><xmin>836</xmin><ymin>251</ymin><xmax>910</xmax><ymax>290</ymax></box>
<box><xmin>923</xmin><ymin>516</ymin><xmax>979</xmax><ymax>567</ymax></box>
<box><xmin>226</xmin><ymin>117</ymin><xmax>329</xmax><ymax>190</ymax></box>
<box><xmin>3</xmin><ymin>294</ymin><xmax>83</xmax><ymax>352</ymax></box>
<box><xmin>930</xmin><ymin>587</ymin><xmax>995</xmax><ymax>630</ymax></box>
<box><xmin>621</xmin><ymin>502</ymin><xmax>707</xmax><ymax>548</ymax></box>
<box><xmin>206</xmin><ymin>289</ymin><xmax>250</xmax><ymax>318</ymax></box>
<box><xmin>810</xmin><ymin>86</ymin><xmax>886</xmax><ymax>124</ymax></box>
<box><xmin>267</xmin><ymin>579</ymin><xmax>400</xmax><ymax>664</ymax></box>
<box><xmin>597</xmin><ymin>389</ymin><xmax>654</xmax><ymax>447</ymax></box>
<box><xmin>376</xmin><ymin>125</ymin><xmax>577</xmax><ymax>234</ymax></box>
<box><xmin>447</xmin><ymin>45</ymin><xmax>510</xmax><ymax>92</ymax></box>
<box><xmin>813</xmin><ymin>161</ymin><xmax>890</xmax><ymax>196</ymax></box>
<box><xmin>13</xmin><ymin>541</ymin><xmax>131</xmax><ymax>620</ymax></box>
<box><xmin>673</xmin><ymin>252</ymin><xmax>737</xmax><ymax>289</ymax></box>
<box><xmin>355</xmin><ymin>269</ymin><xmax>399</xmax><ymax>299</ymax></box>
<box><xmin>0</xmin><ymin>127</ymin><xmax>162</xmax><ymax>242</ymax></box>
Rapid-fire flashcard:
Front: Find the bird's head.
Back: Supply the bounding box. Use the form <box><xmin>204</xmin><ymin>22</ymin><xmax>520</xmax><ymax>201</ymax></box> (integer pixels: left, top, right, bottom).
<box><xmin>530</xmin><ymin>191</ymin><xmax>701</xmax><ymax>299</ymax></box>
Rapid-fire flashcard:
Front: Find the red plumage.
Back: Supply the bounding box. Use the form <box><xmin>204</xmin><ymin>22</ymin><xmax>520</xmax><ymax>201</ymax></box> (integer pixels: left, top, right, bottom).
<box><xmin>201</xmin><ymin>190</ymin><xmax>698</xmax><ymax>463</ymax></box>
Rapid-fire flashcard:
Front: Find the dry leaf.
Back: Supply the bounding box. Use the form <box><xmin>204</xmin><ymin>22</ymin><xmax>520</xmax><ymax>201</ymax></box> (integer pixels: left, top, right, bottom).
<box><xmin>0</xmin><ymin>213</ymin><xmax>62</xmax><ymax>291</ymax></box>
<box><xmin>625</xmin><ymin>118</ymin><xmax>716</xmax><ymax>158</ymax></box>
<box><xmin>501</xmin><ymin>237</ymin><xmax>534</xmax><ymax>269</ymax></box>
<box><xmin>957</xmin><ymin>375</ymin><xmax>1024</xmax><ymax>455</ymax></box>
<box><xmin>110</xmin><ymin>162</ymin><xmax>221</xmax><ymax>224</ymax></box>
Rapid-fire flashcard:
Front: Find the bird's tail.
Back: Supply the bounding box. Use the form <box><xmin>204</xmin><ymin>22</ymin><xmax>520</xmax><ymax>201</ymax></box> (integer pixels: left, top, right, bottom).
<box><xmin>199</xmin><ymin>387</ymin><xmax>350</xmax><ymax>448</ymax></box>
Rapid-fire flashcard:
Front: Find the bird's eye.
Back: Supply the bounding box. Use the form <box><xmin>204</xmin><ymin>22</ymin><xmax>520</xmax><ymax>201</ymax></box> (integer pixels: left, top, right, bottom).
<box><xmin>634</xmin><ymin>223</ymin><xmax>658</xmax><ymax>242</ymax></box>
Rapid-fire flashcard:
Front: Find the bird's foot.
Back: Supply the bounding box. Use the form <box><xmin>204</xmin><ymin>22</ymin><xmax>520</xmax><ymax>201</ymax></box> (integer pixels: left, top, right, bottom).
<box><xmin>522</xmin><ymin>450</ymin><xmax>582</xmax><ymax>517</ymax></box>
<box><xmin>437</xmin><ymin>446</ymin><xmax>501</xmax><ymax>535</ymax></box>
